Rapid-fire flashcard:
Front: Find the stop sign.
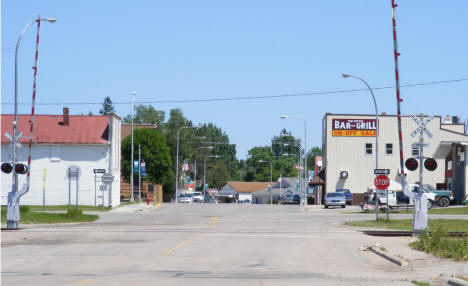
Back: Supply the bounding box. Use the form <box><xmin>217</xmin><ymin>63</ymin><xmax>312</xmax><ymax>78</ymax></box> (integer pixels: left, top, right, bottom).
<box><xmin>374</xmin><ymin>174</ymin><xmax>390</xmax><ymax>190</ymax></box>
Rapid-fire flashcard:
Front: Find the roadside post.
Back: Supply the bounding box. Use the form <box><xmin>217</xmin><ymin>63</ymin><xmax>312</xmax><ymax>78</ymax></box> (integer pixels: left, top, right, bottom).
<box><xmin>42</xmin><ymin>168</ymin><xmax>47</xmax><ymax>211</ymax></box>
<box><xmin>102</xmin><ymin>172</ymin><xmax>114</xmax><ymax>209</ymax></box>
<box><xmin>93</xmin><ymin>169</ymin><xmax>106</xmax><ymax>210</ymax></box>
<box><xmin>67</xmin><ymin>165</ymin><xmax>81</xmax><ymax>211</ymax></box>
<box><xmin>267</xmin><ymin>185</ymin><xmax>272</xmax><ymax>205</ymax></box>
<box><xmin>374</xmin><ymin>173</ymin><xmax>390</xmax><ymax>221</ymax></box>
<box><xmin>374</xmin><ymin>169</ymin><xmax>390</xmax><ymax>220</ymax></box>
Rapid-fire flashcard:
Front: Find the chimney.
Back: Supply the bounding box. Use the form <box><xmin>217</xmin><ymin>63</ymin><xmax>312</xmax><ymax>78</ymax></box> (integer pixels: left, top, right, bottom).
<box><xmin>381</xmin><ymin>112</ymin><xmax>387</xmax><ymax>115</ymax></box>
<box><xmin>444</xmin><ymin>115</ymin><xmax>451</xmax><ymax>123</ymax></box>
<box><xmin>63</xmin><ymin>107</ymin><xmax>70</xmax><ymax>126</ymax></box>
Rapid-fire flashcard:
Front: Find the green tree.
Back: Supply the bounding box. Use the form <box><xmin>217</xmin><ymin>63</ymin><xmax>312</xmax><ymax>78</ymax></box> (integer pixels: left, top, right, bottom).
<box><xmin>196</xmin><ymin>123</ymin><xmax>238</xmax><ymax>179</ymax></box>
<box><xmin>306</xmin><ymin>147</ymin><xmax>322</xmax><ymax>172</ymax></box>
<box><xmin>271</xmin><ymin>128</ymin><xmax>301</xmax><ymax>158</ymax></box>
<box><xmin>121</xmin><ymin>128</ymin><xmax>173</xmax><ymax>189</ymax></box>
<box><xmin>208</xmin><ymin>161</ymin><xmax>230</xmax><ymax>188</ymax></box>
<box><xmin>162</xmin><ymin>109</ymin><xmax>198</xmax><ymax>193</ymax></box>
<box><xmin>123</xmin><ymin>104</ymin><xmax>165</xmax><ymax>126</ymax></box>
<box><xmin>99</xmin><ymin>97</ymin><xmax>115</xmax><ymax>115</ymax></box>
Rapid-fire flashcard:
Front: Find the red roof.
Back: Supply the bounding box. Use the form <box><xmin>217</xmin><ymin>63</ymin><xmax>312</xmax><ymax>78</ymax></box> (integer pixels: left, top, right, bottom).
<box><xmin>1</xmin><ymin>114</ymin><xmax>110</xmax><ymax>144</ymax></box>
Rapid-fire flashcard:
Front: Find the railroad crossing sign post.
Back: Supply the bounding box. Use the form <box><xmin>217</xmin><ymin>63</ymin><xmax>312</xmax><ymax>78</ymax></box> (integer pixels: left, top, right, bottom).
<box><xmin>409</xmin><ymin>113</ymin><xmax>432</xmax><ymax>233</ymax></box>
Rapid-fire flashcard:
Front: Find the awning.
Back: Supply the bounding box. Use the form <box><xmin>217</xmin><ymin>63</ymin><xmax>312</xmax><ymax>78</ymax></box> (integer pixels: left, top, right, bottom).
<box><xmin>433</xmin><ymin>141</ymin><xmax>468</xmax><ymax>159</ymax></box>
<box><xmin>309</xmin><ymin>176</ymin><xmax>325</xmax><ymax>185</ymax></box>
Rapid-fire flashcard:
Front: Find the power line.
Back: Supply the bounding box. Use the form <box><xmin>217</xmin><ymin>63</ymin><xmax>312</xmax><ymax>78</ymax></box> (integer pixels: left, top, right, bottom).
<box><xmin>3</xmin><ymin>77</ymin><xmax>468</xmax><ymax>106</ymax></box>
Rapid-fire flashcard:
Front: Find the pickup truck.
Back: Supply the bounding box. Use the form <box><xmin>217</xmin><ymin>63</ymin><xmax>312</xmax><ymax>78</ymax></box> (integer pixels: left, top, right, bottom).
<box><xmin>335</xmin><ymin>189</ymin><xmax>352</xmax><ymax>205</ymax></box>
<box><xmin>408</xmin><ymin>184</ymin><xmax>454</xmax><ymax>207</ymax></box>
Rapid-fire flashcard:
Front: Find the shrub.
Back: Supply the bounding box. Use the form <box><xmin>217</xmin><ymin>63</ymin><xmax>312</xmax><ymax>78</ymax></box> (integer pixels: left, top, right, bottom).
<box><xmin>410</xmin><ymin>227</ymin><xmax>468</xmax><ymax>261</ymax></box>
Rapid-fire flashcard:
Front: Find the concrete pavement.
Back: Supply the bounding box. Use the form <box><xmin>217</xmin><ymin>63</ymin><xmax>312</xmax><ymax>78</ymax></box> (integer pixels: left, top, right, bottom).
<box><xmin>2</xmin><ymin>203</ymin><xmax>467</xmax><ymax>285</ymax></box>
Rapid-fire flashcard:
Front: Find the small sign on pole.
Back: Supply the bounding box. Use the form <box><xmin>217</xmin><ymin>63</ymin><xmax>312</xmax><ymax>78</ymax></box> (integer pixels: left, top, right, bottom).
<box><xmin>374</xmin><ymin>169</ymin><xmax>390</xmax><ymax>175</ymax></box>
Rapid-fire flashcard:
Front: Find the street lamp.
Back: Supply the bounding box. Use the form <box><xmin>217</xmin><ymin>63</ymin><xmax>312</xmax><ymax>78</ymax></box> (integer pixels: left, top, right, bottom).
<box><xmin>281</xmin><ymin>115</ymin><xmax>308</xmax><ymax>205</ymax></box>
<box><xmin>342</xmin><ymin>73</ymin><xmax>380</xmax><ymax>217</ymax></box>
<box><xmin>203</xmin><ymin>155</ymin><xmax>220</xmax><ymax>196</ymax></box>
<box><xmin>130</xmin><ymin>91</ymin><xmax>136</xmax><ymax>202</ymax></box>
<box><xmin>175</xmin><ymin>125</ymin><xmax>201</xmax><ymax>201</ymax></box>
<box><xmin>259</xmin><ymin>160</ymin><xmax>273</xmax><ymax>205</ymax></box>
<box><xmin>342</xmin><ymin>74</ymin><xmax>379</xmax><ymax>170</ymax></box>
<box><xmin>194</xmin><ymin>146</ymin><xmax>213</xmax><ymax>192</ymax></box>
<box><xmin>8</xmin><ymin>16</ymin><xmax>56</xmax><ymax>229</ymax></box>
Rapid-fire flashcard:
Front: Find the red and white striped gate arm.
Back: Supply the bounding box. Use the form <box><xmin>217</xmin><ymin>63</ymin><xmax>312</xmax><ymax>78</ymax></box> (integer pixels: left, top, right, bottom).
<box><xmin>391</xmin><ymin>1</ymin><xmax>405</xmax><ymax>178</ymax></box>
<box><xmin>25</xmin><ymin>16</ymin><xmax>41</xmax><ymax>191</ymax></box>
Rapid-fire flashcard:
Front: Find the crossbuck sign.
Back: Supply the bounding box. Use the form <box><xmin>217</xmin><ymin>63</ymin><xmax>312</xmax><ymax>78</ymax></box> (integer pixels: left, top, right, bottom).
<box><xmin>410</xmin><ymin>114</ymin><xmax>433</xmax><ymax>138</ymax></box>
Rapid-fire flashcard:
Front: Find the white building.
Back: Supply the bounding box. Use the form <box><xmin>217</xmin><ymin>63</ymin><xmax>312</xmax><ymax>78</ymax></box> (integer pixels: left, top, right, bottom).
<box><xmin>218</xmin><ymin>181</ymin><xmax>271</xmax><ymax>203</ymax></box>
<box><xmin>1</xmin><ymin>109</ymin><xmax>121</xmax><ymax>207</ymax></box>
<box><xmin>322</xmin><ymin>113</ymin><xmax>467</xmax><ymax>204</ymax></box>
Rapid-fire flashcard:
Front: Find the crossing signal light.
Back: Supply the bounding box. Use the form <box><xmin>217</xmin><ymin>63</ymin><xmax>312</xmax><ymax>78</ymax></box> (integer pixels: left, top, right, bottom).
<box><xmin>1</xmin><ymin>163</ymin><xmax>14</xmax><ymax>174</ymax></box>
<box><xmin>14</xmin><ymin>163</ymin><xmax>28</xmax><ymax>174</ymax></box>
<box><xmin>424</xmin><ymin>158</ymin><xmax>437</xmax><ymax>171</ymax></box>
<box><xmin>405</xmin><ymin>158</ymin><xmax>418</xmax><ymax>171</ymax></box>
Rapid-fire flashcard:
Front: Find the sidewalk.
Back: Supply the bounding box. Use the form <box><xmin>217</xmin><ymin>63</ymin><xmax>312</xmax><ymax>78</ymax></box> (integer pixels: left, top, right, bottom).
<box><xmin>111</xmin><ymin>202</ymin><xmax>162</xmax><ymax>213</ymax></box>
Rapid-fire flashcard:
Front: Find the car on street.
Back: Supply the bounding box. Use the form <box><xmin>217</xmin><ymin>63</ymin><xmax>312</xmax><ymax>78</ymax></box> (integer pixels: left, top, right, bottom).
<box><xmin>324</xmin><ymin>192</ymin><xmax>346</xmax><ymax>208</ymax></box>
<box><xmin>203</xmin><ymin>195</ymin><xmax>218</xmax><ymax>203</ymax></box>
<box><xmin>178</xmin><ymin>193</ymin><xmax>193</xmax><ymax>203</ymax></box>
<box><xmin>191</xmin><ymin>192</ymin><xmax>204</xmax><ymax>203</ymax></box>
<box><xmin>335</xmin><ymin>189</ymin><xmax>352</xmax><ymax>204</ymax></box>
<box><xmin>280</xmin><ymin>193</ymin><xmax>300</xmax><ymax>204</ymax></box>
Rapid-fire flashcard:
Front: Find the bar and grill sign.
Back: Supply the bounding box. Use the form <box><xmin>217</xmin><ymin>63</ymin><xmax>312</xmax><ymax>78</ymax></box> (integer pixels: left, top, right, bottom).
<box><xmin>332</xmin><ymin>119</ymin><xmax>376</xmax><ymax>137</ymax></box>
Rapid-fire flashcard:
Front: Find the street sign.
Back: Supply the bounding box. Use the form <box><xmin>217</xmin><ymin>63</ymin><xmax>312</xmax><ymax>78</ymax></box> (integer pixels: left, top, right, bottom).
<box><xmin>412</xmin><ymin>142</ymin><xmax>429</xmax><ymax>148</ymax></box>
<box><xmin>102</xmin><ymin>173</ymin><xmax>114</xmax><ymax>183</ymax></box>
<box><xmin>93</xmin><ymin>169</ymin><xmax>106</xmax><ymax>174</ymax></box>
<box><xmin>67</xmin><ymin>165</ymin><xmax>81</xmax><ymax>178</ymax></box>
<box><xmin>374</xmin><ymin>175</ymin><xmax>390</xmax><ymax>190</ymax></box>
<box><xmin>374</xmin><ymin>169</ymin><xmax>390</xmax><ymax>175</ymax></box>
<box><xmin>141</xmin><ymin>161</ymin><xmax>146</xmax><ymax>176</ymax></box>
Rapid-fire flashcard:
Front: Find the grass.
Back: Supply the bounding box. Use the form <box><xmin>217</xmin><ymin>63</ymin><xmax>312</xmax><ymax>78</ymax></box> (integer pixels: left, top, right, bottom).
<box><xmin>344</xmin><ymin>218</ymin><xmax>468</xmax><ymax>232</ymax></box>
<box><xmin>410</xmin><ymin>227</ymin><xmax>468</xmax><ymax>261</ymax></box>
<box><xmin>1</xmin><ymin>206</ymin><xmax>99</xmax><ymax>224</ymax></box>
<box><xmin>26</xmin><ymin>205</ymin><xmax>111</xmax><ymax>212</ymax></box>
<box><xmin>411</xmin><ymin>280</ymin><xmax>430</xmax><ymax>286</ymax></box>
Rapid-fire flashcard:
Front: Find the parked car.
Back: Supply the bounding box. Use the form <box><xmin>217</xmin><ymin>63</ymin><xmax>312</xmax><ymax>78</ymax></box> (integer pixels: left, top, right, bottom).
<box><xmin>203</xmin><ymin>195</ymin><xmax>218</xmax><ymax>203</ymax></box>
<box><xmin>335</xmin><ymin>189</ymin><xmax>352</xmax><ymax>205</ymax></box>
<box><xmin>178</xmin><ymin>193</ymin><xmax>193</xmax><ymax>203</ymax></box>
<box><xmin>191</xmin><ymin>192</ymin><xmax>204</xmax><ymax>203</ymax></box>
<box><xmin>280</xmin><ymin>193</ymin><xmax>300</xmax><ymax>205</ymax></box>
<box><xmin>324</xmin><ymin>192</ymin><xmax>346</xmax><ymax>208</ymax></box>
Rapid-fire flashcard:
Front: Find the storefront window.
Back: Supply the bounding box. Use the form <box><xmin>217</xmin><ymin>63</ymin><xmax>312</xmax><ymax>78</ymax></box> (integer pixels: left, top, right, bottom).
<box><xmin>365</xmin><ymin>143</ymin><xmax>372</xmax><ymax>155</ymax></box>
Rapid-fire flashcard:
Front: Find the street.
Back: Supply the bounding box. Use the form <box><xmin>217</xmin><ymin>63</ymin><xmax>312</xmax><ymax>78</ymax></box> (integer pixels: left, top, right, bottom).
<box><xmin>2</xmin><ymin>204</ymin><xmax>467</xmax><ymax>285</ymax></box>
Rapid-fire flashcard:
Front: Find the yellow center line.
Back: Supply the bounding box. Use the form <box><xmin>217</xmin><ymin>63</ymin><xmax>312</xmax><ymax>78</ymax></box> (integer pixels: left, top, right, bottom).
<box><xmin>159</xmin><ymin>216</ymin><xmax>218</xmax><ymax>258</ymax></box>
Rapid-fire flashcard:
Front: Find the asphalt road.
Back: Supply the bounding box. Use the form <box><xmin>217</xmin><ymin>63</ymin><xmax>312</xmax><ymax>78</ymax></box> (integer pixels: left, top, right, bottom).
<box><xmin>2</xmin><ymin>203</ymin><xmax>467</xmax><ymax>285</ymax></box>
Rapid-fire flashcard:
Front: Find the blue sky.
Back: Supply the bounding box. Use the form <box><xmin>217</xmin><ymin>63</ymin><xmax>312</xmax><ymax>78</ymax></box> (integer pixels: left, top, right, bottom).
<box><xmin>2</xmin><ymin>1</ymin><xmax>468</xmax><ymax>159</ymax></box>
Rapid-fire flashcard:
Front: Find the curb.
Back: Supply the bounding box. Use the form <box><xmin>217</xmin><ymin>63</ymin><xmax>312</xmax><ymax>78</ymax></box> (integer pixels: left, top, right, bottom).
<box><xmin>449</xmin><ymin>277</ymin><xmax>468</xmax><ymax>286</ymax></box>
<box><xmin>369</xmin><ymin>247</ymin><xmax>408</xmax><ymax>266</ymax></box>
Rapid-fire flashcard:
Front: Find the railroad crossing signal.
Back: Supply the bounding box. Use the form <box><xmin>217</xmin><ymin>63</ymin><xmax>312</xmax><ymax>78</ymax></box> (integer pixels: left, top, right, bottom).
<box><xmin>410</xmin><ymin>114</ymin><xmax>433</xmax><ymax>138</ymax></box>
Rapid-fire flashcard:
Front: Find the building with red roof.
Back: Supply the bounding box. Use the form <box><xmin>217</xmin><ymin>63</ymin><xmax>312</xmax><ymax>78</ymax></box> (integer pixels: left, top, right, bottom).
<box><xmin>1</xmin><ymin>108</ymin><xmax>121</xmax><ymax>207</ymax></box>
